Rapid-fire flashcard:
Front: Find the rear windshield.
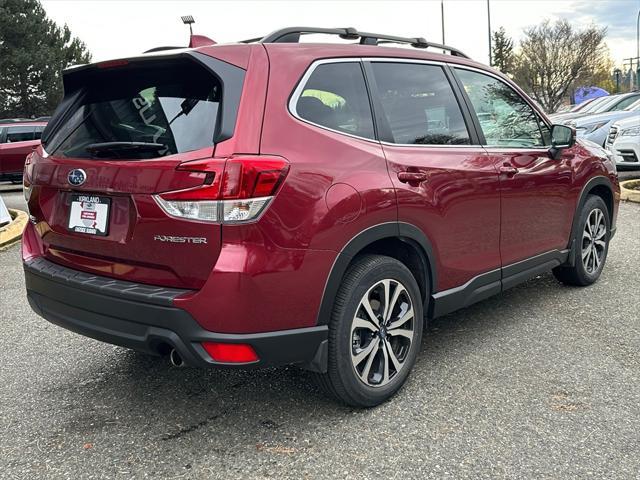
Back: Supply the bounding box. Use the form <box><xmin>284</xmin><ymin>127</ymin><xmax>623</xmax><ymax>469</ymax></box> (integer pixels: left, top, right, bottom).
<box><xmin>46</xmin><ymin>62</ymin><xmax>221</xmax><ymax>159</ymax></box>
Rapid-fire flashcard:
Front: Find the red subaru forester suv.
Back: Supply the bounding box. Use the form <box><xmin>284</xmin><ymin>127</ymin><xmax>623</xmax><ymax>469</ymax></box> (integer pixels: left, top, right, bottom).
<box><xmin>22</xmin><ymin>28</ymin><xmax>619</xmax><ymax>406</ymax></box>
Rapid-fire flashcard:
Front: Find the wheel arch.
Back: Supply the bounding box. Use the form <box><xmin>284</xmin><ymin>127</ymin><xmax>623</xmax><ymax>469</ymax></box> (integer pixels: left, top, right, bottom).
<box><xmin>316</xmin><ymin>222</ymin><xmax>437</xmax><ymax>326</ymax></box>
<box><xmin>566</xmin><ymin>175</ymin><xmax>614</xmax><ymax>261</ymax></box>
<box><xmin>587</xmin><ymin>183</ymin><xmax>614</xmax><ymax>222</ymax></box>
<box><xmin>571</xmin><ymin>176</ymin><xmax>614</xmax><ymax>239</ymax></box>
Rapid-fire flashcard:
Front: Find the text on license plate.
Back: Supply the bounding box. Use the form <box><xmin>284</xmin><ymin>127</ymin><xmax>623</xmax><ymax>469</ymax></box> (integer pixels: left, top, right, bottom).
<box><xmin>68</xmin><ymin>194</ymin><xmax>111</xmax><ymax>236</ymax></box>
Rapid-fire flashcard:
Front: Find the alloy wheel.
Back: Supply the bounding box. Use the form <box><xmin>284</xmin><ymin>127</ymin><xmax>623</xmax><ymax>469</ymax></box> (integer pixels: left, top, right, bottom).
<box><xmin>582</xmin><ymin>208</ymin><xmax>606</xmax><ymax>275</ymax></box>
<box><xmin>350</xmin><ymin>279</ymin><xmax>415</xmax><ymax>387</ymax></box>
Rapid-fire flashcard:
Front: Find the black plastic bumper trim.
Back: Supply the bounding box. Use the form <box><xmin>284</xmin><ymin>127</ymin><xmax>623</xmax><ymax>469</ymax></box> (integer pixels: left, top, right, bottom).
<box><xmin>24</xmin><ymin>256</ymin><xmax>190</xmax><ymax>306</ymax></box>
<box><xmin>24</xmin><ymin>257</ymin><xmax>328</xmax><ymax>371</ymax></box>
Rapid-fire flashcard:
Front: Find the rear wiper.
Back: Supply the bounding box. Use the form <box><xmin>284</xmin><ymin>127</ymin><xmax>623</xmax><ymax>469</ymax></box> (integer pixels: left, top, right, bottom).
<box><xmin>168</xmin><ymin>98</ymin><xmax>200</xmax><ymax>126</ymax></box>
<box><xmin>85</xmin><ymin>142</ymin><xmax>167</xmax><ymax>157</ymax></box>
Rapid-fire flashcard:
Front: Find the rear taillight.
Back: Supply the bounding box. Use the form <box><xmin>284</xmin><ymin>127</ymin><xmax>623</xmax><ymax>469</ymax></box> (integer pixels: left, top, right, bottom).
<box><xmin>154</xmin><ymin>155</ymin><xmax>289</xmax><ymax>224</ymax></box>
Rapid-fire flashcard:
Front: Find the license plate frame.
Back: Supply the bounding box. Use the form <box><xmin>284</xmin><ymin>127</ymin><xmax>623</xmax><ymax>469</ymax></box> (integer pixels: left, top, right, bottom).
<box><xmin>67</xmin><ymin>194</ymin><xmax>111</xmax><ymax>236</ymax></box>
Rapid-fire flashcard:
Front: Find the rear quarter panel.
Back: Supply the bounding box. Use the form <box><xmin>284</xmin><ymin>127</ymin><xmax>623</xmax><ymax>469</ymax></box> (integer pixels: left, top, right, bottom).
<box><xmin>258</xmin><ymin>46</ymin><xmax>397</xmax><ymax>252</ymax></box>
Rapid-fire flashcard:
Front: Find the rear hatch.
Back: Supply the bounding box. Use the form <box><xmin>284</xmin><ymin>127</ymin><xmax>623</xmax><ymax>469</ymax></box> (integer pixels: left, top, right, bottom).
<box><xmin>26</xmin><ymin>51</ymin><xmax>246</xmax><ymax>289</ymax></box>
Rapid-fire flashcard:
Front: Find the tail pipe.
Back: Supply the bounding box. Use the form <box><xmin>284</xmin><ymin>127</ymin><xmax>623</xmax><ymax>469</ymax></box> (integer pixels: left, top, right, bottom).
<box><xmin>169</xmin><ymin>348</ymin><xmax>185</xmax><ymax>368</ymax></box>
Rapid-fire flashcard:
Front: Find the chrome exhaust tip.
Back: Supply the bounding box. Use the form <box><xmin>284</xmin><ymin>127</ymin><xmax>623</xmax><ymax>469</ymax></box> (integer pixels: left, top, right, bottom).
<box><xmin>169</xmin><ymin>348</ymin><xmax>185</xmax><ymax>368</ymax></box>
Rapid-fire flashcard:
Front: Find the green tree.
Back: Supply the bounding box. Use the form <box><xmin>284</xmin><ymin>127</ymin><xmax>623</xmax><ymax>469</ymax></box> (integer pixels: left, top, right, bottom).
<box><xmin>512</xmin><ymin>19</ymin><xmax>607</xmax><ymax>113</ymax></box>
<box><xmin>0</xmin><ymin>0</ymin><xmax>91</xmax><ymax>118</ymax></box>
<box><xmin>492</xmin><ymin>27</ymin><xmax>514</xmax><ymax>75</ymax></box>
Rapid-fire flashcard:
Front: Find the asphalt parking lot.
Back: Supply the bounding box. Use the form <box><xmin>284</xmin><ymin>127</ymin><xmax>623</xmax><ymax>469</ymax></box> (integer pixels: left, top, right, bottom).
<box><xmin>0</xmin><ymin>200</ymin><xmax>639</xmax><ymax>479</ymax></box>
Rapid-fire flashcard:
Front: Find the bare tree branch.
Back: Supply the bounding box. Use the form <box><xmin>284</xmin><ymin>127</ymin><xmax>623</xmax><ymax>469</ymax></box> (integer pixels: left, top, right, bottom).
<box><xmin>513</xmin><ymin>20</ymin><xmax>607</xmax><ymax>113</ymax></box>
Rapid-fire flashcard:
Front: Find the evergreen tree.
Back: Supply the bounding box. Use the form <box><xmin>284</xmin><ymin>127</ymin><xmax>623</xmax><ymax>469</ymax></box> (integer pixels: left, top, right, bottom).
<box><xmin>492</xmin><ymin>27</ymin><xmax>514</xmax><ymax>74</ymax></box>
<box><xmin>0</xmin><ymin>0</ymin><xmax>91</xmax><ymax>117</ymax></box>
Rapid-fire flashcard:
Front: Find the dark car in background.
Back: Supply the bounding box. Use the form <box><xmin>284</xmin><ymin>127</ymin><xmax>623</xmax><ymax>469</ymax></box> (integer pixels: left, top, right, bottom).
<box><xmin>0</xmin><ymin>120</ymin><xmax>47</xmax><ymax>183</ymax></box>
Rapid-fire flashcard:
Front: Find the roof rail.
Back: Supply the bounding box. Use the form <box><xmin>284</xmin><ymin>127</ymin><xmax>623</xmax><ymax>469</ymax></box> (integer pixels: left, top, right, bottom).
<box><xmin>242</xmin><ymin>27</ymin><xmax>470</xmax><ymax>58</ymax></box>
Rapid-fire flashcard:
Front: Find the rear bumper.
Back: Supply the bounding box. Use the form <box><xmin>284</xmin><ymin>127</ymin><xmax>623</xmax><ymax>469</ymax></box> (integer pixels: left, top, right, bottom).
<box><xmin>24</xmin><ymin>256</ymin><xmax>328</xmax><ymax>371</ymax></box>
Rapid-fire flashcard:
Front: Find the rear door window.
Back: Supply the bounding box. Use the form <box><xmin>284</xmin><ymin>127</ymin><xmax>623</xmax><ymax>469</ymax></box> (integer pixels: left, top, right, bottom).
<box><xmin>6</xmin><ymin>126</ymin><xmax>35</xmax><ymax>143</ymax></box>
<box><xmin>46</xmin><ymin>63</ymin><xmax>222</xmax><ymax>159</ymax></box>
<box><xmin>368</xmin><ymin>62</ymin><xmax>471</xmax><ymax>145</ymax></box>
<box><xmin>293</xmin><ymin>62</ymin><xmax>375</xmax><ymax>140</ymax></box>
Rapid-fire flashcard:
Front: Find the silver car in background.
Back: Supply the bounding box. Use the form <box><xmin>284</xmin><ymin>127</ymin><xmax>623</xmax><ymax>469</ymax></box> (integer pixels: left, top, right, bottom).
<box><xmin>567</xmin><ymin>98</ymin><xmax>640</xmax><ymax>147</ymax></box>
<box><xmin>549</xmin><ymin>92</ymin><xmax>640</xmax><ymax>125</ymax></box>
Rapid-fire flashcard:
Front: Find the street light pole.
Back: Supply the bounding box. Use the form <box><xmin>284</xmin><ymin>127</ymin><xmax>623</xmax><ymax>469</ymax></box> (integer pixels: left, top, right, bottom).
<box><xmin>441</xmin><ymin>0</ymin><xmax>445</xmax><ymax>45</ymax></box>
<box><xmin>487</xmin><ymin>0</ymin><xmax>492</xmax><ymax>66</ymax></box>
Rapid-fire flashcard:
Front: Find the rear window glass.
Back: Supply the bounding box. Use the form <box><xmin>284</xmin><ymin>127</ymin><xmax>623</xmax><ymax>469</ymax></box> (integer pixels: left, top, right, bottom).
<box><xmin>46</xmin><ymin>63</ymin><xmax>221</xmax><ymax>159</ymax></box>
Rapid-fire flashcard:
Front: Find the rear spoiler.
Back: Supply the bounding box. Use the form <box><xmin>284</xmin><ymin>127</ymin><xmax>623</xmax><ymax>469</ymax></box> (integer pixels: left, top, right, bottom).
<box><xmin>42</xmin><ymin>50</ymin><xmax>245</xmax><ymax>148</ymax></box>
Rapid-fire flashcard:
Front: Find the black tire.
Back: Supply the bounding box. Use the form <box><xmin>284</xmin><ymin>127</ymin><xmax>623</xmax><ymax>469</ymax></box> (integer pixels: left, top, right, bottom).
<box><xmin>315</xmin><ymin>255</ymin><xmax>424</xmax><ymax>407</ymax></box>
<box><xmin>553</xmin><ymin>195</ymin><xmax>610</xmax><ymax>286</ymax></box>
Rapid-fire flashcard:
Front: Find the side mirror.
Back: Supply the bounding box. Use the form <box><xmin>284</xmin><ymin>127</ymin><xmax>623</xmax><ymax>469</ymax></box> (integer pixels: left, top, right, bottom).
<box><xmin>549</xmin><ymin>124</ymin><xmax>576</xmax><ymax>160</ymax></box>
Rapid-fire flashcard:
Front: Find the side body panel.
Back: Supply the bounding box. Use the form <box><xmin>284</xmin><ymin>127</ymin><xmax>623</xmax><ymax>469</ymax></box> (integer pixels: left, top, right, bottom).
<box><xmin>488</xmin><ymin>148</ymin><xmax>573</xmax><ymax>265</ymax></box>
<box><xmin>383</xmin><ymin>145</ymin><xmax>501</xmax><ymax>291</ymax></box>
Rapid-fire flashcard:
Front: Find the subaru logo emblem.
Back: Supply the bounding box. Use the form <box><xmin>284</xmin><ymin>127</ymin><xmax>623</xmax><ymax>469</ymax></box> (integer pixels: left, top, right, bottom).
<box><xmin>67</xmin><ymin>169</ymin><xmax>87</xmax><ymax>186</ymax></box>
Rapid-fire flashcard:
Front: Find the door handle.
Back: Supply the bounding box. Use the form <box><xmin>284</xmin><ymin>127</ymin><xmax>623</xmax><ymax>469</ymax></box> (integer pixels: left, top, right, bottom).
<box><xmin>499</xmin><ymin>164</ymin><xmax>518</xmax><ymax>176</ymax></box>
<box><xmin>397</xmin><ymin>171</ymin><xmax>428</xmax><ymax>183</ymax></box>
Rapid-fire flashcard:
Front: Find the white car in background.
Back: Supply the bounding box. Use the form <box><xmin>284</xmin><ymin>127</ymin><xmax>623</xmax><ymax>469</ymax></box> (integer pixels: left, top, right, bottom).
<box><xmin>606</xmin><ymin>115</ymin><xmax>640</xmax><ymax>170</ymax></box>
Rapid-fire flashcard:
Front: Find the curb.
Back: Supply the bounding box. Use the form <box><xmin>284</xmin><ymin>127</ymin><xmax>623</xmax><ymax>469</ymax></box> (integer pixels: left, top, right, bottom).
<box><xmin>0</xmin><ymin>209</ymin><xmax>28</xmax><ymax>249</ymax></box>
<box><xmin>620</xmin><ymin>179</ymin><xmax>640</xmax><ymax>203</ymax></box>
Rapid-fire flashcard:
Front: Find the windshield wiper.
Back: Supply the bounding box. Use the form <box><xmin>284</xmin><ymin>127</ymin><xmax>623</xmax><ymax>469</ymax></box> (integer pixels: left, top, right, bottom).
<box><xmin>168</xmin><ymin>98</ymin><xmax>200</xmax><ymax>126</ymax></box>
<box><xmin>85</xmin><ymin>142</ymin><xmax>167</xmax><ymax>158</ymax></box>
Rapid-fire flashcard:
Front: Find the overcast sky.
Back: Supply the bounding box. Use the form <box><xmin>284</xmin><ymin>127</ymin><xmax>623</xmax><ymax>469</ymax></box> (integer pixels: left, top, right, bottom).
<box><xmin>41</xmin><ymin>0</ymin><xmax>639</xmax><ymax>67</ymax></box>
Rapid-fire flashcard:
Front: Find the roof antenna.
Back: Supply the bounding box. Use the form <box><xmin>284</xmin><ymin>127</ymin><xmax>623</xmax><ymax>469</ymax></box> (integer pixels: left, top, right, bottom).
<box><xmin>181</xmin><ymin>15</ymin><xmax>195</xmax><ymax>36</ymax></box>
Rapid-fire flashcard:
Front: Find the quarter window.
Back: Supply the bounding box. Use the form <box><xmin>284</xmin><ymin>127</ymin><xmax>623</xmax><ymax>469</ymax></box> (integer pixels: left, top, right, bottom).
<box><xmin>455</xmin><ymin>68</ymin><xmax>549</xmax><ymax>147</ymax></box>
<box><xmin>294</xmin><ymin>62</ymin><xmax>375</xmax><ymax>140</ymax></box>
<box><xmin>369</xmin><ymin>62</ymin><xmax>471</xmax><ymax>145</ymax></box>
